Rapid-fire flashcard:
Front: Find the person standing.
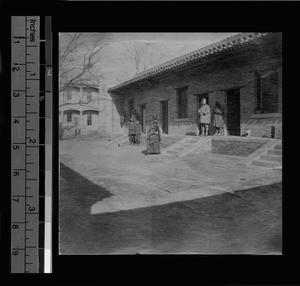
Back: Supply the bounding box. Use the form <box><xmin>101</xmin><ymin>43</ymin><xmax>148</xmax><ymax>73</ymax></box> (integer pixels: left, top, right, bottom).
<box><xmin>134</xmin><ymin>120</ymin><xmax>142</xmax><ymax>145</ymax></box>
<box><xmin>128</xmin><ymin>118</ymin><xmax>135</xmax><ymax>145</ymax></box>
<box><xmin>142</xmin><ymin>114</ymin><xmax>161</xmax><ymax>155</ymax></box>
<box><xmin>198</xmin><ymin>98</ymin><xmax>211</xmax><ymax>136</ymax></box>
<box><xmin>213</xmin><ymin>102</ymin><xmax>224</xmax><ymax>135</ymax></box>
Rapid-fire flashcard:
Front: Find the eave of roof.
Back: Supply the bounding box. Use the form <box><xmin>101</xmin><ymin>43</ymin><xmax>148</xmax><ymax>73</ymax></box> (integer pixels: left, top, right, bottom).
<box><xmin>108</xmin><ymin>32</ymin><xmax>269</xmax><ymax>93</ymax></box>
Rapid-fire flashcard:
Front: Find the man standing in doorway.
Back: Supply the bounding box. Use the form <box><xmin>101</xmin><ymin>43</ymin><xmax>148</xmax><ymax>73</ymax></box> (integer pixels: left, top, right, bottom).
<box><xmin>198</xmin><ymin>98</ymin><xmax>211</xmax><ymax>136</ymax></box>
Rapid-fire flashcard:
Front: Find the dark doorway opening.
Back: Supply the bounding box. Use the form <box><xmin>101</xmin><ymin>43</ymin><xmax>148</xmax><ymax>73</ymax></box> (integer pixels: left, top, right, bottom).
<box><xmin>226</xmin><ymin>88</ymin><xmax>241</xmax><ymax>136</ymax></box>
<box><xmin>160</xmin><ymin>100</ymin><xmax>168</xmax><ymax>134</ymax></box>
<box><xmin>139</xmin><ymin>104</ymin><xmax>146</xmax><ymax>133</ymax></box>
<box><xmin>128</xmin><ymin>99</ymin><xmax>134</xmax><ymax>119</ymax></box>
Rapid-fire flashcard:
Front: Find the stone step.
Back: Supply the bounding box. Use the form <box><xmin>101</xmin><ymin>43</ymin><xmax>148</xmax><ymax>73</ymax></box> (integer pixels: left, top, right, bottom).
<box><xmin>251</xmin><ymin>159</ymin><xmax>280</xmax><ymax>168</ymax></box>
<box><xmin>267</xmin><ymin>149</ymin><xmax>282</xmax><ymax>156</ymax></box>
<box><xmin>175</xmin><ymin>147</ymin><xmax>185</xmax><ymax>151</ymax></box>
<box><xmin>274</xmin><ymin>144</ymin><xmax>282</xmax><ymax>150</ymax></box>
<box><xmin>260</xmin><ymin>154</ymin><xmax>282</xmax><ymax>163</ymax></box>
<box><xmin>186</xmin><ymin>140</ymin><xmax>198</xmax><ymax>144</ymax></box>
<box><xmin>182</xmin><ymin>144</ymin><xmax>194</xmax><ymax>147</ymax></box>
<box><xmin>166</xmin><ymin>150</ymin><xmax>179</xmax><ymax>154</ymax></box>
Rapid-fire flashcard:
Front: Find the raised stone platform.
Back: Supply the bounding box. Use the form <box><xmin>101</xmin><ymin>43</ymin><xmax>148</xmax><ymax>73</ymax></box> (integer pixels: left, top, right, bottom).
<box><xmin>211</xmin><ymin>136</ymin><xmax>270</xmax><ymax>157</ymax></box>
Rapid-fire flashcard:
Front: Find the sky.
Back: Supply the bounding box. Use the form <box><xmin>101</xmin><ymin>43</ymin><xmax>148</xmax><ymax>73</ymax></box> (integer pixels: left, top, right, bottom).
<box><xmin>60</xmin><ymin>33</ymin><xmax>239</xmax><ymax>89</ymax></box>
<box><xmin>105</xmin><ymin>33</ymin><xmax>239</xmax><ymax>87</ymax></box>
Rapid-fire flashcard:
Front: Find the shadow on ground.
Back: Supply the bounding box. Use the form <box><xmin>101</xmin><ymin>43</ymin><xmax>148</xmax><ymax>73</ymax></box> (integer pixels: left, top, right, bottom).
<box><xmin>59</xmin><ymin>163</ymin><xmax>113</xmax><ymax>253</ymax></box>
<box><xmin>59</xmin><ymin>163</ymin><xmax>282</xmax><ymax>255</ymax></box>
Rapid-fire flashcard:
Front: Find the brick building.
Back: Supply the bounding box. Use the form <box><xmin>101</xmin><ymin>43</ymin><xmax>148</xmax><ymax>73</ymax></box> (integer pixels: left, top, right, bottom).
<box><xmin>108</xmin><ymin>33</ymin><xmax>282</xmax><ymax>138</ymax></box>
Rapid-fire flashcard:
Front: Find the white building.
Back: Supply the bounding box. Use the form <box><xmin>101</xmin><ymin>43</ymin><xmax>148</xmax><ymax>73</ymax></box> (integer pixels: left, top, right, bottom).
<box><xmin>59</xmin><ymin>83</ymin><xmax>123</xmax><ymax>138</ymax></box>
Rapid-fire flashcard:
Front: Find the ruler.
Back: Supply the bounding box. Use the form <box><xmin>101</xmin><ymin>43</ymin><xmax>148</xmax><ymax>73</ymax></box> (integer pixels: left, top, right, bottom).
<box><xmin>11</xmin><ymin>16</ymin><xmax>52</xmax><ymax>273</ymax></box>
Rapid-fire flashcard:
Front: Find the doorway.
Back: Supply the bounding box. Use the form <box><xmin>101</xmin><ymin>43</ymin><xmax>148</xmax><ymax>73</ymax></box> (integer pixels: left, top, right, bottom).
<box><xmin>160</xmin><ymin>100</ymin><xmax>168</xmax><ymax>134</ymax></box>
<box><xmin>139</xmin><ymin>104</ymin><xmax>146</xmax><ymax>133</ymax></box>
<box><xmin>226</xmin><ymin>88</ymin><xmax>241</xmax><ymax>136</ymax></box>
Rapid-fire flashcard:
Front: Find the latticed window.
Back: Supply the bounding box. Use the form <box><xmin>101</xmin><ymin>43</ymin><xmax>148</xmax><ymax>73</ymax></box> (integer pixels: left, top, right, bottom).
<box><xmin>177</xmin><ymin>87</ymin><xmax>188</xmax><ymax>118</ymax></box>
<box><xmin>66</xmin><ymin>89</ymin><xmax>72</xmax><ymax>100</ymax></box>
<box><xmin>87</xmin><ymin>113</ymin><xmax>92</xmax><ymax>126</ymax></box>
<box><xmin>67</xmin><ymin>113</ymin><xmax>72</xmax><ymax>122</ymax></box>
<box><xmin>261</xmin><ymin>71</ymin><xmax>279</xmax><ymax>113</ymax></box>
<box><xmin>256</xmin><ymin>70</ymin><xmax>279</xmax><ymax>114</ymax></box>
<box><xmin>86</xmin><ymin>90</ymin><xmax>92</xmax><ymax>102</ymax></box>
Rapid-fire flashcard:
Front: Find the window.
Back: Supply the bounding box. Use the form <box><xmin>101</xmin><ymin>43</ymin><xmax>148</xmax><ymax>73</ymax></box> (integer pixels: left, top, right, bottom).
<box><xmin>128</xmin><ymin>99</ymin><xmax>134</xmax><ymax>118</ymax></box>
<box><xmin>177</xmin><ymin>87</ymin><xmax>188</xmax><ymax>118</ymax></box>
<box><xmin>256</xmin><ymin>71</ymin><xmax>279</xmax><ymax>113</ymax></box>
<box><xmin>67</xmin><ymin>113</ymin><xmax>72</xmax><ymax>122</ymax></box>
<box><xmin>87</xmin><ymin>113</ymin><xmax>92</xmax><ymax>126</ymax></box>
<box><xmin>66</xmin><ymin>89</ymin><xmax>72</xmax><ymax>100</ymax></box>
<box><xmin>86</xmin><ymin>90</ymin><xmax>92</xmax><ymax>102</ymax></box>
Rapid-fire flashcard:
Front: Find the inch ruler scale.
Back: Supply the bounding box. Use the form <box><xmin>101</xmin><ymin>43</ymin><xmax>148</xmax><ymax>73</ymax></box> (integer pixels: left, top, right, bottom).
<box><xmin>11</xmin><ymin>16</ymin><xmax>52</xmax><ymax>273</ymax></box>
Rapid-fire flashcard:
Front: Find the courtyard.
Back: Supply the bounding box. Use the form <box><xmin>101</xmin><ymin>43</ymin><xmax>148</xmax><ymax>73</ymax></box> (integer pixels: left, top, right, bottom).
<box><xmin>59</xmin><ymin>135</ymin><xmax>282</xmax><ymax>255</ymax></box>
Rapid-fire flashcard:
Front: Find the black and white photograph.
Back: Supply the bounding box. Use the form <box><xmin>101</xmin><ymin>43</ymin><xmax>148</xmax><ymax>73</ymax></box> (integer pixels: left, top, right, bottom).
<box><xmin>58</xmin><ymin>32</ymin><xmax>282</xmax><ymax>255</ymax></box>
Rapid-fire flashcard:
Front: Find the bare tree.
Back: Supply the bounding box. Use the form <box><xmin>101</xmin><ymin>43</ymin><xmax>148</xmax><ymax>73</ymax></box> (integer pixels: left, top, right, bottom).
<box><xmin>59</xmin><ymin>33</ymin><xmax>111</xmax><ymax>137</ymax></box>
<box><xmin>59</xmin><ymin>33</ymin><xmax>110</xmax><ymax>92</ymax></box>
<box><xmin>124</xmin><ymin>34</ymin><xmax>167</xmax><ymax>76</ymax></box>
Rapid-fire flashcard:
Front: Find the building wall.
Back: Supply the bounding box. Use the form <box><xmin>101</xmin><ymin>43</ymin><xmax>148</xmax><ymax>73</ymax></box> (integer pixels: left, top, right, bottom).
<box><xmin>59</xmin><ymin>85</ymin><xmax>119</xmax><ymax>137</ymax></box>
<box><xmin>117</xmin><ymin>47</ymin><xmax>282</xmax><ymax>138</ymax></box>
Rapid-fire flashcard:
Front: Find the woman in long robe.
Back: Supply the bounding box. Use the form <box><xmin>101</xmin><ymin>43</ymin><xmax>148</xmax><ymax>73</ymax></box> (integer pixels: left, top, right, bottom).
<box><xmin>142</xmin><ymin>115</ymin><xmax>161</xmax><ymax>155</ymax></box>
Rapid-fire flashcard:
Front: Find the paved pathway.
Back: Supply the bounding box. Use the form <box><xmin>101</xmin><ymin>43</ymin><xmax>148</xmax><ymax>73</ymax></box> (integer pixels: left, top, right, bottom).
<box><xmin>60</xmin><ymin>137</ymin><xmax>282</xmax><ymax>214</ymax></box>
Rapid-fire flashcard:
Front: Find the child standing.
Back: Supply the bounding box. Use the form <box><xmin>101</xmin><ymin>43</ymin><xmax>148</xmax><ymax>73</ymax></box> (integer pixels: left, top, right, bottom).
<box><xmin>213</xmin><ymin>102</ymin><xmax>224</xmax><ymax>135</ymax></box>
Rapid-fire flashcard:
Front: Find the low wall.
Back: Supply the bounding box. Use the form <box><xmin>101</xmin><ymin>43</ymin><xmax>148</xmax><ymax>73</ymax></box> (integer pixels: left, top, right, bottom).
<box><xmin>211</xmin><ymin>136</ymin><xmax>270</xmax><ymax>157</ymax></box>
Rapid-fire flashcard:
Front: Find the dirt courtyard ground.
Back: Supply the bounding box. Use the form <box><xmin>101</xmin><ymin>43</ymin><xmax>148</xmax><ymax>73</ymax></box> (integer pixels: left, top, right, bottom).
<box><xmin>59</xmin><ymin>136</ymin><xmax>282</xmax><ymax>254</ymax></box>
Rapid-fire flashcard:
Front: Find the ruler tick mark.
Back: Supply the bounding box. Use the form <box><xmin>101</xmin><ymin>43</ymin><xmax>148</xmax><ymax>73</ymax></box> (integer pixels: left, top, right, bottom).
<box><xmin>13</xmin><ymin>195</ymin><xmax>33</xmax><ymax>197</ymax></box>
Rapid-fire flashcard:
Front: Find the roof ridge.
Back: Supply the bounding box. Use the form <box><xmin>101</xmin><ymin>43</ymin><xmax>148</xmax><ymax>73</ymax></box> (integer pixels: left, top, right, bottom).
<box><xmin>108</xmin><ymin>32</ymin><xmax>269</xmax><ymax>92</ymax></box>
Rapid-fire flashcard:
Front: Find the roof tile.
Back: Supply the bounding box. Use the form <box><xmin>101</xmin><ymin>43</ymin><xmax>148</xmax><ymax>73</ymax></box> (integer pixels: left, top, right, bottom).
<box><xmin>108</xmin><ymin>32</ymin><xmax>270</xmax><ymax>92</ymax></box>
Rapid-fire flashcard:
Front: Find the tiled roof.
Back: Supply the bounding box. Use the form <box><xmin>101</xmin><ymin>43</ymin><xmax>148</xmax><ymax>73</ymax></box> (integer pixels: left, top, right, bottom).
<box><xmin>108</xmin><ymin>32</ymin><xmax>269</xmax><ymax>92</ymax></box>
